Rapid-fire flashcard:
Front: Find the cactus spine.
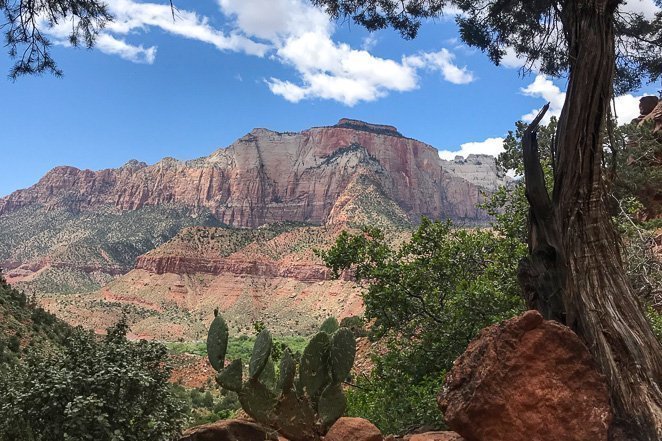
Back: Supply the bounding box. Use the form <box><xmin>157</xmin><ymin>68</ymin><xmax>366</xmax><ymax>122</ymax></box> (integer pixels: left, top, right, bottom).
<box><xmin>206</xmin><ymin>314</ymin><xmax>356</xmax><ymax>441</ymax></box>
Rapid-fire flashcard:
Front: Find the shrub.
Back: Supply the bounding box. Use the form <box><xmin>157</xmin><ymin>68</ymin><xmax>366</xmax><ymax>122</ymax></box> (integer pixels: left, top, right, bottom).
<box><xmin>0</xmin><ymin>318</ymin><xmax>186</xmax><ymax>440</ymax></box>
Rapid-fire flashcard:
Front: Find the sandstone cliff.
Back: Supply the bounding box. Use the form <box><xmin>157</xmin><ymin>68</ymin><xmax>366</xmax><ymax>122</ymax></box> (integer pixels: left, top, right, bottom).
<box><xmin>0</xmin><ymin>119</ymin><xmax>494</xmax><ymax>227</ymax></box>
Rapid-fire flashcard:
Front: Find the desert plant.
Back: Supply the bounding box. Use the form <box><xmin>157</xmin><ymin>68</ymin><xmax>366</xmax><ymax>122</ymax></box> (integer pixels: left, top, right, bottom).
<box><xmin>206</xmin><ymin>311</ymin><xmax>356</xmax><ymax>441</ymax></box>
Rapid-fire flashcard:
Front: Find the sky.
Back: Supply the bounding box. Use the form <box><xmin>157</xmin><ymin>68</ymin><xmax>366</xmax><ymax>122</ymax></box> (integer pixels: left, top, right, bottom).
<box><xmin>0</xmin><ymin>0</ymin><xmax>660</xmax><ymax>197</ymax></box>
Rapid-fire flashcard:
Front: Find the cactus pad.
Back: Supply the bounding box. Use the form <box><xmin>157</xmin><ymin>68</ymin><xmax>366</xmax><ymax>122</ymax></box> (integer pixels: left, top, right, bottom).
<box><xmin>275</xmin><ymin>391</ymin><xmax>317</xmax><ymax>441</ymax></box>
<box><xmin>216</xmin><ymin>358</ymin><xmax>243</xmax><ymax>392</ymax></box>
<box><xmin>299</xmin><ymin>331</ymin><xmax>331</xmax><ymax>401</ymax></box>
<box><xmin>278</xmin><ymin>349</ymin><xmax>296</xmax><ymax>393</ymax></box>
<box><xmin>260</xmin><ymin>357</ymin><xmax>277</xmax><ymax>391</ymax></box>
<box><xmin>318</xmin><ymin>383</ymin><xmax>346</xmax><ymax>429</ymax></box>
<box><xmin>239</xmin><ymin>379</ymin><xmax>277</xmax><ymax>425</ymax></box>
<box><xmin>320</xmin><ymin>317</ymin><xmax>340</xmax><ymax>334</ymax></box>
<box><xmin>330</xmin><ymin>328</ymin><xmax>356</xmax><ymax>383</ymax></box>
<box><xmin>207</xmin><ymin>314</ymin><xmax>229</xmax><ymax>371</ymax></box>
<box><xmin>249</xmin><ymin>328</ymin><xmax>273</xmax><ymax>380</ymax></box>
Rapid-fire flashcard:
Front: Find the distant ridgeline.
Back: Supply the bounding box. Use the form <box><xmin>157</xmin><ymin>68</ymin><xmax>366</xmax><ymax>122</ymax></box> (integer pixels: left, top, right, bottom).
<box><xmin>0</xmin><ymin>119</ymin><xmax>510</xmax><ymax>336</ymax></box>
<box><xmin>332</xmin><ymin>118</ymin><xmax>404</xmax><ymax>137</ymax></box>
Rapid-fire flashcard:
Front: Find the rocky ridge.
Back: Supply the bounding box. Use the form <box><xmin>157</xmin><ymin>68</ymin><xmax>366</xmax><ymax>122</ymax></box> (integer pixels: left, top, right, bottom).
<box><xmin>0</xmin><ymin>119</ymin><xmax>498</xmax><ymax>227</ymax></box>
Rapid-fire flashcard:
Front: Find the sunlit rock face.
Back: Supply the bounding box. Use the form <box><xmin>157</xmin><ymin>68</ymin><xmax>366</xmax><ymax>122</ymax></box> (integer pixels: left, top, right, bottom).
<box><xmin>0</xmin><ymin>119</ymin><xmax>502</xmax><ymax>226</ymax></box>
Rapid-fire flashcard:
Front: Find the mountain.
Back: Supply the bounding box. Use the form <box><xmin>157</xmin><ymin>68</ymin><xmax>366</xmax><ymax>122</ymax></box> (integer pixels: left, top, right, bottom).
<box><xmin>40</xmin><ymin>222</ymin><xmax>383</xmax><ymax>340</ymax></box>
<box><xmin>0</xmin><ymin>273</ymin><xmax>71</xmax><ymax>365</ymax></box>
<box><xmin>0</xmin><ymin>119</ymin><xmax>508</xmax><ymax>336</ymax></box>
<box><xmin>0</xmin><ymin>119</ymin><xmax>502</xmax><ymax>226</ymax></box>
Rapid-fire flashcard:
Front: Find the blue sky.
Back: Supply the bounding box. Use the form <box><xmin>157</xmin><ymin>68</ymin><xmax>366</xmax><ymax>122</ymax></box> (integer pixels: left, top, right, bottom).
<box><xmin>0</xmin><ymin>0</ymin><xmax>660</xmax><ymax>197</ymax></box>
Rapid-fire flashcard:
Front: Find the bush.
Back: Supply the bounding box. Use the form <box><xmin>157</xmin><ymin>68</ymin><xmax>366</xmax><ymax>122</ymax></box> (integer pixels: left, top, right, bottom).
<box><xmin>319</xmin><ymin>219</ymin><xmax>525</xmax><ymax>433</ymax></box>
<box><xmin>0</xmin><ymin>318</ymin><xmax>186</xmax><ymax>440</ymax></box>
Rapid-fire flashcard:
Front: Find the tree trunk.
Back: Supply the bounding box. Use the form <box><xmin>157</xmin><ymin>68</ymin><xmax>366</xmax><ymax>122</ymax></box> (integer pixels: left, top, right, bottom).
<box><xmin>519</xmin><ymin>1</ymin><xmax>662</xmax><ymax>439</ymax></box>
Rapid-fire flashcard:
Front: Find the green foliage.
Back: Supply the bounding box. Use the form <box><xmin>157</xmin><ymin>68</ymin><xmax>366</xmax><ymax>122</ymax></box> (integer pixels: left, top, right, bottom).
<box><xmin>339</xmin><ymin>315</ymin><xmax>368</xmax><ymax>337</ymax></box>
<box><xmin>481</xmin><ymin>117</ymin><xmax>557</xmax><ymax>242</ymax></box>
<box><xmin>0</xmin><ymin>271</ymin><xmax>72</xmax><ymax>368</ymax></box>
<box><xmin>608</xmin><ymin>121</ymin><xmax>662</xmax><ymax>219</ymax></box>
<box><xmin>206</xmin><ymin>313</ymin><xmax>357</xmax><ymax>441</ymax></box>
<box><xmin>647</xmin><ymin>306</ymin><xmax>662</xmax><ymax>341</ymax></box>
<box><xmin>319</xmin><ymin>218</ymin><xmax>525</xmax><ymax>433</ymax></box>
<box><xmin>2</xmin><ymin>0</ymin><xmax>112</xmax><ymax>78</ymax></box>
<box><xmin>346</xmin><ymin>373</ymin><xmax>445</xmax><ymax>435</ymax></box>
<box><xmin>0</xmin><ymin>317</ymin><xmax>186</xmax><ymax>440</ymax></box>
<box><xmin>171</xmin><ymin>384</ymin><xmax>240</xmax><ymax>427</ymax></box>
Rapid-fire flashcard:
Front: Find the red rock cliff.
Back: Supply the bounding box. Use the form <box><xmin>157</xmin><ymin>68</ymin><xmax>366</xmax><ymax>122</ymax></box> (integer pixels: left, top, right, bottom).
<box><xmin>0</xmin><ymin>120</ymin><xmax>495</xmax><ymax>226</ymax></box>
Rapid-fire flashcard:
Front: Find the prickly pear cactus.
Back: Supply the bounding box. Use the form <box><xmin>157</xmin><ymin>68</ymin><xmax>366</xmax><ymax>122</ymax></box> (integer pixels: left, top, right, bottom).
<box><xmin>206</xmin><ymin>313</ymin><xmax>357</xmax><ymax>441</ymax></box>
<box><xmin>207</xmin><ymin>309</ymin><xmax>229</xmax><ymax>372</ymax></box>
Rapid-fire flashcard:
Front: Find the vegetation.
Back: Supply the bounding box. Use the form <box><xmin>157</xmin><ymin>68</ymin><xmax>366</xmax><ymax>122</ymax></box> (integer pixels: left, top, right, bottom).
<box><xmin>0</xmin><ymin>317</ymin><xmax>186</xmax><ymax>440</ymax></box>
<box><xmin>319</xmin><ymin>219</ymin><xmax>526</xmax><ymax>434</ymax></box>
<box><xmin>316</xmin><ymin>1</ymin><xmax>662</xmax><ymax>437</ymax></box>
<box><xmin>0</xmin><ymin>272</ymin><xmax>71</xmax><ymax>366</ymax></box>
<box><xmin>206</xmin><ymin>312</ymin><xmax>356</xmax><ymax>441</ymax></box>
<box><xmin>0</xmin><ymin>205</ymin><xmax>223</xmax><ymax>294</ymax></box>
<box><xmin>2</xmin><ymin>0</ymin><xmax>111</xmax><ymax>78</ymax></box>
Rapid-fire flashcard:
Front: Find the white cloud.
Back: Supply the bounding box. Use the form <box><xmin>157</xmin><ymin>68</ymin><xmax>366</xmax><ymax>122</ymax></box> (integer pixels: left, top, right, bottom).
<box><xmin>520</xmin><ymin>75</ymin><xmax>566</xmax><ymax>124</ymax></box>
<box><xmin>95</xmin><ymin>34</ymin><xmax>157</xmax><ymax>64</ymax></box>
<box><xmin>361</xmin><ymin>34</ymin><xmax>378</xmax><ymax>51</ymax></box>
<box><xmin>520</xmin><ymin>74</ymin><xmax>655</xmax><ymax>126</ymax></box>
<box><xmin>46</xmin><ymin>0</ymin><xmax>268</xmax><ymax>64</ymax></box>
<box><xmin>438</xmin><ymin>137</ymin><xmax>505</xmax><ymax>160</ymax></box>
<box><xmin>405</xmin><ymin>49</ymin><xmax>475</xmax><ymax>85</ymax></box>
<box><xmin>44</xmin><ymin>0</ymin><xmax>475</xmax><ymax>105</ymax></box>
<box><xmin>221</xmin><ymin>0</ymin><xmax>474</xmax><ymax>105</ymax></box>
<box><xmin>619</xmin><ymin>0</ymin><xmax>661</xmax><ymax>19</ymax></box>
<box><xmin>217</xmin><ymin>0</ymin><xmax>331</xmax><ymax>42</ymax></box>
<box><xmin>105</xmin><ymin>0</ymin><xmax>268</xmax><ymax>56</ymax></box>
<box><xmin>613</xmin><ymin>94</ymin><xmax>649</xmax><ymax>125</ymax></box>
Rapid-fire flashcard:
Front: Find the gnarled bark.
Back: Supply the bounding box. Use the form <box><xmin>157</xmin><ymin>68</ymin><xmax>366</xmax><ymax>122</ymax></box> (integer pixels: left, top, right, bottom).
<box><xmin>519</xmin><ymin>1</ymin><xmax>662</xmax><ymax>439</ymax></box>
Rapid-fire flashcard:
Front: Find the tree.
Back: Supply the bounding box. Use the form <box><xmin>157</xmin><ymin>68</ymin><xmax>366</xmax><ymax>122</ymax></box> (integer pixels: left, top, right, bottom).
<box><xmin>319</xmin><ymin>219</ymin><xmax>525</xmax><ymax>433</ymax></box>
<box><xmin>0</xmin><ymin>318</ymin><xmax>186</xmax><ymax>440</ymax></box>
<box><xmin>313</xmin><ymin>1</ymin><xmax>662</xmax><ymax>438</ymax></box>
<box><xmin>1</xmin><ymin>0</ymin><xmax>111</xmax><ymax>78</ymax></box>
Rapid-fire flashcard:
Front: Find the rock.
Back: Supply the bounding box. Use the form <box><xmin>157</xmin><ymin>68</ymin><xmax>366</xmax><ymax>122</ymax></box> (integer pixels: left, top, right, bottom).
<box><xmin>0</xmin><ymin>119</ymin><xmax>496</xmax><ymax>226</ymax></box>
<box><xmin>640</xmin><ymin>96</ymin><xmax>659</xmax><ymax>116</ymax></box>
<box><xmin>639</xmin><ymin>100</ymin><xmax>662</xmax><ymax>136</ymax></box>
<box><xmin>438</xmin><ymin>310</ymin><xmax>612</xmax><ymax>441</ymax></box>
<box><xmin>405</xmin><ymin>432</ymin><xmax>464</xmax><ymax>441</ymax></box>
<box><xmin>179</xmin><ymin>419</ymin><xmax>278</xmax><ymax>441</ymax></box>
<box><xmin>325</xmin><ymin>417</ymin><xmax>383</xmax><ymax>441</ymax></box>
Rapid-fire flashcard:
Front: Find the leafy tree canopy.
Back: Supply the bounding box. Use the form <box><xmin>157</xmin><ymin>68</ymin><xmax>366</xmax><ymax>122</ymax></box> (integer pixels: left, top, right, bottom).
<box><xmin>312</xmin><ymin>0</ymin><xmax>662</xmax><ymax>93</ymax></box>
<box><xmin>0</xmin><ymin>317</ymin><xmax>186</xmax><ymax>440</ymax></box>
<box><xmin>318</xmin><ymin>219</ymin><xmax>525</xmax><ymax>432</ymax></box>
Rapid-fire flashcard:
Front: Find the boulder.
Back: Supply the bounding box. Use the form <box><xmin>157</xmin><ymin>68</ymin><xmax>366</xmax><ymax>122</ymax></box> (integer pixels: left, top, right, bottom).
<box><xmin>438</xmin><ymin>310</ymin><xmax>612</xmax><ymax>441</ymax></box>
<box><xmin>640</xmin><ymin>96</ymin><xmax>659</xmax><ymax>116</ymax></box>
<box><xmin>639</xmin><ymin>100</ymin><xmax>662</xmax><ymax>136</ymax></box>
<box><xmin>179</xmin><ymin>419</ymin><xmax>279</xmax><ymax>441</ymax></box>
<box><xmin>405</xmin><ymin>432</ymin><xmax>464</xmax><ymax>441</ymax></box>
<box><xmin>325</xmin><ymin>417</ymin><xmax>383</xmax><ymax>441</ymax></box>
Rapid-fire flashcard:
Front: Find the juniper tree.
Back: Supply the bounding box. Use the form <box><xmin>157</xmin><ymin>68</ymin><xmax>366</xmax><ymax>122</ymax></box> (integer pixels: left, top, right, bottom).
<box><xmin>1</xmin><ymin>0</ymin><xmax>112</xmax><ymax>78</ymax></box>
<box><xmin>313</xmin><ymin>1</ymin><xmax>662</xmax><ymax>439</ymax></box>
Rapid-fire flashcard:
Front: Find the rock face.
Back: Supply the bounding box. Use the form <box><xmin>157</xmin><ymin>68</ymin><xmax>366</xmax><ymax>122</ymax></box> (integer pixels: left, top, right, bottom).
<box><xmin>179</xmin><ymin>419</ymin><xmax>278</xmax><ymax>441</ymax></box>
<box><xmin>437</xmin><ymin>310</ymin><xmax>612</xmax><ymax>441</ymax></box>
<box><xmin>639</xmin><ymin>99</ymin><xmax>662</xmax><ymax>136</ymax></box>
<box><xmin>325</xmin><ymin>417</ymin><xmax>383</xmax><ymax>441</ymax></box>
<box><xmin>0</xmin><ymin>119</ymin><xmax>495</xmax><ymax>227</ymax></box>
<box><xmin>440</xmin><ymin>154</ymin><xmax>509</xmax><ymax>192</ymax></box>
